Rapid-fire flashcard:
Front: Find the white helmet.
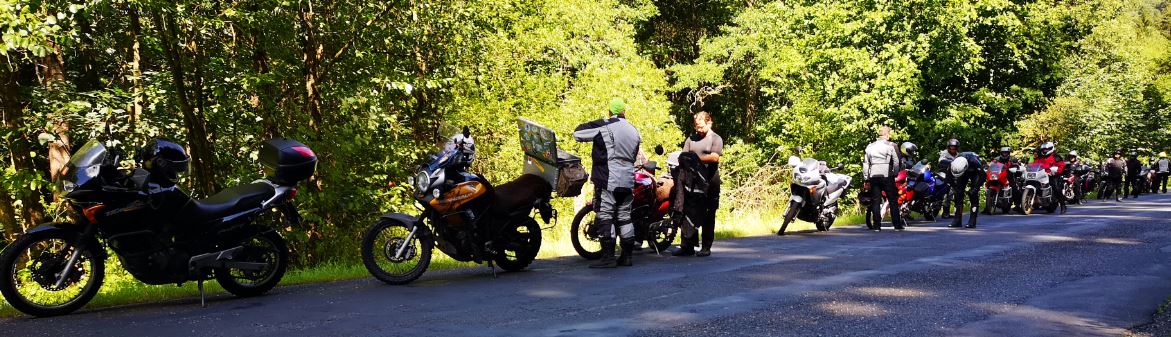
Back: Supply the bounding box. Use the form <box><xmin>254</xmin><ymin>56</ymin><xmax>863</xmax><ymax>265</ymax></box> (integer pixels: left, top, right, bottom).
<box><xmin>950</xmin><ymin>156</ymin><xmax>969</xmax><ymax>176</ymax></box>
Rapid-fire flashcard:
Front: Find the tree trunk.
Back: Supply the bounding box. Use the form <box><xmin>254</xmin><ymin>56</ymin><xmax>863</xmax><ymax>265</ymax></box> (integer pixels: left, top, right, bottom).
<box><xmin>39</xmin><ymin>45</ymin><xmax>72</xmax><ymax>184</ymax></box>
<box><xmin>154</xmin><ymin>9</ymin><xmax>219</xmax><ymax>196</ymax></box>
<box><xmin>1</xmin><ymin>65</ymin><xmax>47</xmax><ymax>232</ymax></box>
<box><xmin>300</xmin><ymin>0</ymin><xmax>324</xmax><ymax>135</ymax></box>
<box><xmin>128</xmin><ymin>8</ymin><xmax>145</xmax><ymax>126</ymax></box>
<box><xmin>250</xmin><ymin>29</ymin><xmax>279</xmax><ymax>138</ymax></box>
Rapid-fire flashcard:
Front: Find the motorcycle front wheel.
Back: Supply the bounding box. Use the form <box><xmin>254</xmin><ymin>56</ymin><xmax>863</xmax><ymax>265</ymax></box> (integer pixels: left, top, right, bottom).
<box><xmin>570</xmin><ymin>205</ymin><xmax>603</xmax><ymax>260</ymax></box>
<box><xmin>1021</xmin><ymin>190</ymin><xmax>1035</xmax><ymax>215</ymax></box>
<box><xmin>777</xmin><ymin>200</ymin><xmax>800</xmax><ymax>235</ymax></box>
<box><xmin>362</xmin><ymin>220</ymin><xmax>433</xmax><ymax>285</ymax></box>
<box><xmin>494</xmin><ymin>217</ymin><xmax>542</xmax><ymax>272</ymax></box>
<box><xmin>215</xmin><ymin>230</ymin><xmax>288</xmax><ymax>298</ymax></box>
<box><xmin>0</xmin><ymin>229</ymin><xmax>105</xmax><ymax>317</ymax></box>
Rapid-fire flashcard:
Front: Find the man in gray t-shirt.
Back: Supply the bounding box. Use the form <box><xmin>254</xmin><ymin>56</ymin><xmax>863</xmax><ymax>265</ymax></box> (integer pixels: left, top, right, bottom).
<box><xmin>674</xmin><ymin>111</ymin><xmax>723</xmax><ymax>257</ymax></box>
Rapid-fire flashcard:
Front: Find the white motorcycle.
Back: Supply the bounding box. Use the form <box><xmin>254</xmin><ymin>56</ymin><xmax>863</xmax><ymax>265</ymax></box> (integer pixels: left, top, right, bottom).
<box><xmin>1020</xmin><ymin>163</ymin><xmax>1061</xmax><ymax>215</ymax></box>
<box><xmin>777</xmin><ymin>156</ymin><xmax>851</xmax><ymax>235</ymax></box>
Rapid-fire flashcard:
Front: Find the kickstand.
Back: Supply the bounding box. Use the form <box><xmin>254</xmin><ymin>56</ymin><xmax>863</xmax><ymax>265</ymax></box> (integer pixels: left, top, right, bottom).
<box><xmin>198</xmin><ymin>279</ymin><xmax>206</xmax><ymax>308</ymax></box>
<box><xmin>488</xmin><ymin>260</ymin><xmax>498</xmax><ymax>279</ymax></box>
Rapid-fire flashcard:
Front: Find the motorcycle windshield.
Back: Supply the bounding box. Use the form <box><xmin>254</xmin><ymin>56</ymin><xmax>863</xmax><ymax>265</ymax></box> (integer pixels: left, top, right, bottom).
<box><xmin>426</xmin><ymin>147</ymin><xmax>460</xmax><ymax>173</ymax></box>
<box><xmin>912</xmin><ymin>163</ymin><xmax>928</xmax><ymax>176</ymax></box>
<box><xmin>65</xmin><ymin>140</ymin><xmax>108</xmax><ymax>188</ymax></box>
<box><xmin>989</xmin><ymin>162</ymin><xmax>1004</xmax><ymax>174</ymax></box>
<box><xmin>1026</xmin><ymin>164</ymin><xmax>1045</xmax><ymax>173</ymax></box>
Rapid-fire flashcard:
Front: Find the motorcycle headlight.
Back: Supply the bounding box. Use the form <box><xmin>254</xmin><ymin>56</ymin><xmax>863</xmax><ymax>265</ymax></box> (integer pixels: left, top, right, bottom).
<box><xmin>60</xmin><ymin>179</ymin><xmax>76</xmax><ymax>193</ymax></box>
<box><xmin>413</xmin><ymin>169</ymin><xmax>430</xmax><ymax>194</ymax></box>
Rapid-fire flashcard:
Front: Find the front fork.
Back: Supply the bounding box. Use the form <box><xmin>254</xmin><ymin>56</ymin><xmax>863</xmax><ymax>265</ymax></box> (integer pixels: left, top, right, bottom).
<box><xmin>55</xmin><ymin>223</ymin><xmax>99</xmax><ymax>288</ymax></box>
<box><xmin>394</xmin><ymin>225</ymin><xmax>420</xmax><ymax>260</ymax></box>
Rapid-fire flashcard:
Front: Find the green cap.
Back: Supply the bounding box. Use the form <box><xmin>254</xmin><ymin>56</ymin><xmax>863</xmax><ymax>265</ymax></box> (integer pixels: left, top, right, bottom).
<box><xmin>609</xmin><ymin>98</ymin><xmax>626</xmax><ymax>115</ymax></box>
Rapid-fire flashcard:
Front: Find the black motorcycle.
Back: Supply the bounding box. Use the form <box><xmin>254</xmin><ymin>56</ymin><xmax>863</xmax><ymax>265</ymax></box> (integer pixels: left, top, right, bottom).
<box><xmin>0</xmin><ymin>137</ymin><xmax>316</xmax><ymax>317</ymax></box>
<box><xmin>361</xmin><ymin>128</ymin><xmax>574</xmax><ymax>285</ymax></box>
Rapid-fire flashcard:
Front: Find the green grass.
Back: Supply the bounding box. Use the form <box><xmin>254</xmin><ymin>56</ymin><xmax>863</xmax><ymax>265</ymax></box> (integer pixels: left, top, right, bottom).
<box><xmin>0</xmin><ymin>207</ymin><xmax>862</xmax><ymax>318</ymax></box>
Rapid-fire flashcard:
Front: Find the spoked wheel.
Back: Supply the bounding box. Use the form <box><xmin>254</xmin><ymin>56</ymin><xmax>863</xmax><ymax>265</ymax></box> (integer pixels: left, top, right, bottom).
<box><xmin>646</xmin><ymin>217</ymin><xmax>678</xmax><ymax>252</ymax></box>
<box><xmin>494</xmin><ymin>218</ymin><xmax>542</xmax><ymax>272</ymax></box>
<box><xmin>570</xmin><ymin>205</ymin><xmax>603</xmax><ymax>260</ymax></box>
<box><xmin>0</xmin><ymin>229</ymin><xmax>105</xmax><ymax>317</ymax></box>
<box><xmin>362</xmin><ymin>220</ymin><xmax>433</xmax><ymax>285</ymax></box>
<box><xmin>215</xmin><ymin>230</ymin><xmax>289</xmax><ymax>297</ymax></box>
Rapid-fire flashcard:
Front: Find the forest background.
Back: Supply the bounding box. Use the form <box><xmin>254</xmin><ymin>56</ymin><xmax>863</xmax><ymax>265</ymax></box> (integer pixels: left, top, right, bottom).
<box><xmin>2</xmin><ymin>0</ymin><xmax>1170</xmax><ymax>272</ymax></box>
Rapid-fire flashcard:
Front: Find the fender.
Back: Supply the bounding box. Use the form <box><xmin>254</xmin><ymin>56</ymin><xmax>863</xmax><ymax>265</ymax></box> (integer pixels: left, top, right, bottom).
<box><xmin>379</xmin><ymin>213</ymin><xmax>422</xmax><ymax>229</ymax></box>
<box><xmin>22</xmin><ymin>223</ymin><xmax>108</xmax><ymax>260</ymax></box>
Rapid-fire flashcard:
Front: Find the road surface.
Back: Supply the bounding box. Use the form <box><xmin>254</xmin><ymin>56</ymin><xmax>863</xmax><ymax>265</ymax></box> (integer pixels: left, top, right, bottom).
<box><xmin>3</xmin><ymin>194</ymin><xmax>1171</xmax><ymax>337</ymax></box>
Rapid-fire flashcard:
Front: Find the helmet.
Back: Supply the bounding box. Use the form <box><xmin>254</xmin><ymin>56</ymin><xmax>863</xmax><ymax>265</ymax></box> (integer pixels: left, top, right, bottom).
<box><xmin>999</xmin><ymin>146</ymin><xmax>1012</xmax><ymax>157</ymax></box>
<box><xmin>947</xmin><ymin>139</ymin><xmax>960</xmax><ymax>148</ymax></box>
<box><xmin>1161</xmin><ymin>152</ymin><xmax>1168</xmax><ymax>158</ymax></box>
<box><xmin>1039</xmin><ymin>142</ymin><xmax>1055</xmax><ymax>156</ymax></box>
<box><xmin>139</xmin><ymin>139</ymin><xmax>189</xmax><ymax>185</ymax></box>
<box><xmin>1114</xmin><ymin>148</ymin><xmax>1123</xmax><ymax>155</ymax></box>
<box><xmin>900</xmin><ymin>142</ymin><xmax>918</xmax><ymax>157</ymax></box>
<box><xmin>950</xmin><ymin>156</ymin><xmax>969</xmax><ymax>176</ymax></box>
<box><xmin>1068</xmin><ymin>150</ymin><xmax>1078</xmax><ymax>158</ymax></box>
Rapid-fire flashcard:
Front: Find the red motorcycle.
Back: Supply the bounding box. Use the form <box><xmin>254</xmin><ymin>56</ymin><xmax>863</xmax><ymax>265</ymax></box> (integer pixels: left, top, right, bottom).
<box><xmin>984</xmin><ymin>161</ymin><xmax>1016</xmax><ymax>214</ymax></box>
<box><xmin>571</xmin><ymin>155</ymin><xmax>678</xmax><ymax>260</ymax></box>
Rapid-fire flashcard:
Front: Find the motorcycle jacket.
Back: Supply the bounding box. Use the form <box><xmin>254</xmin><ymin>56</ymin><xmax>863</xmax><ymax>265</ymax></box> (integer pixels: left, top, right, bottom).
<box><xmin>1126</xmin><ymin>158</ymin><xmax>1142</xmax><ymax>177</ymax></box>
<box><xmin>1032</xmin><ymin>153</ymin><xmax>1066</xmax><ymax>176</ymax></box>
<box><xmin>1106</xmin><ymin>158</ymin><xmax>1128</xmax><ymax>177</ymax></box>
<box><xmin>574</xmin><ymin>116</ymin><xmax>641</xmax><ymax>191</ymax></box>
<box><xmin>863</xmin><ymin>139</ymin><xmax>900</xmax><ymax>178</ymax></box>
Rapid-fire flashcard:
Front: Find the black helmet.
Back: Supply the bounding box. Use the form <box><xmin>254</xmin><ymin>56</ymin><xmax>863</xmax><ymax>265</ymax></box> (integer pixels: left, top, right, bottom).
<box><xmin>1114</xmin><ymin>148</ymin><xmax>1123</xmax><ymax>155</ymax></box>
<box><xmin>1039</xmin><ymin>142</ymin><xmax>1055</xmax><ymax>156</ymax></box>
<box><xmin>139</xmin><ymin>139</ymin><xmax>189</xmax><ymax>185</ymax></box>
<box><xmin>947</xmin><ymin>139</ymin><xmax>959</xmax><ymax>148</ymax></box>
<box><xmin>901</xmin><ymin>142</ymin><xmax>918</xmax><ymax>157</ymax></box>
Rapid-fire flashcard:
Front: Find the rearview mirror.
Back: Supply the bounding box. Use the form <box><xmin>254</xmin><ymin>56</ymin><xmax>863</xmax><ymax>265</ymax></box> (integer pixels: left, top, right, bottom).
<box><xmin>834</xmin><ymin>164</ymin><xmax>844</xmax><ymax>171</ymax></box>
<box><xmin>654</xmin><ymin>144</ymin><xmax>665</xmax><ymax>156</ymax></box>
<box><xmin>788</xmin><ymin>156</ymin><xmax>801</xmax><ymax>167</ymax></box>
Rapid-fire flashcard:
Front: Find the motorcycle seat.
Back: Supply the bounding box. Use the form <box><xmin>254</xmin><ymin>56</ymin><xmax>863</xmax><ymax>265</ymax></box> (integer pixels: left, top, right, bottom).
<box><xmin>182</xmin><ymin>183</ymin><xmax>276</xmax><ymax>222</ymax></box>
<box><xmin>492</xmin><ymin>174</ymin><xmax>552</xmax><ymax>216</ymax></box>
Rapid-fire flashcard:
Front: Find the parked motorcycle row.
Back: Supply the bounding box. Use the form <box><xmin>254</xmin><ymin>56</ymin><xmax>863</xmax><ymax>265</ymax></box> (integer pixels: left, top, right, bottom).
<box><xmin>3</xmin><ymin>118</ymin><xmax>1167</xmax><ymax>318</ymax></box>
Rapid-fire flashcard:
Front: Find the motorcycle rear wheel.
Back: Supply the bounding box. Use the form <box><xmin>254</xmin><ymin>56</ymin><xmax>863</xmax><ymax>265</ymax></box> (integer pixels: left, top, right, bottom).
<box><xmin>215</xmin><ymin>230</ymin><xmax>288</xmax><ymax>298</ymax></box>
<box><xmin>362</xmin><ymin>220</ymin><xmax>433</xmax><ymax>285</ymax></box>
<box><xmin>0</xmin><ymin>229</ymin><xmax>105</xmax><ymax>317</ymax></box>
<box><xmin>494</xmin><ymin>218</ymin><xmax>542</xmax><ymax>272</ymax></box>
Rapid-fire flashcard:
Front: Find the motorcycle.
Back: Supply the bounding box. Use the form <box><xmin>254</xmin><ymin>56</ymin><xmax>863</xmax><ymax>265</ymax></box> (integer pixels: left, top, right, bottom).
<box><xmin>361</xmin><ymin>127</ymin><xmax>574</xmax><ymax>285</ymax></box>
<box><xmin>984</xmin><ymin>161</ymin><xmax>1016</xmax><ymax>214</ymax></box>
<box><xmin>0</xmin><ymin>136</ymin><xmax>313</xmax><ymax>317</ymax></box>
<box><xmin>1019</xmin><ymin>163</ymin><xmax>1061</xmax><ymax>215</ymax></box>
<box><xmin>1070</xmin><ymin>164</ymin><xmax>1096</xmax><ymax>204</ymax></box>
<box><xmin>896</xmin><ymin>162</ymin><xmax>951</xmax><ymax>221</ymax></box>
<box><xmin>570</xmin><ymin>148</ymin><xmax>677</xmax><ymax>259</ymax></box>
<box><xmin>777</xmin><ymin>156</ymin><xmax>851</xmax><ymax>235</ymax></box>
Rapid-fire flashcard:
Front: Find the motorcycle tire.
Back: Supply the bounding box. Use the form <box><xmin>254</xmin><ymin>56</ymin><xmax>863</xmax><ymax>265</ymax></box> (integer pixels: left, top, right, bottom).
<box><xmin>494</xmin><ymin>217</ymin><xmax>542</xmax><ymax>272</ymax></box>
<box><xmin>216</xmin><ymin>230</ymin><xmax>289</xmax><ymax>298</ymax></box>
<box><xmin>570</xmin><ymin>204</ymin><xmax>603</xmax><ymax>260</ymax></box>
<box><xmin>361</xmin><ymin>219</ymin><xmax>433</xmax><ymax>285</ymax></box>
<box><xmin>0</xmin><ymin>228</ymin><xmax>105</xmax><ymax>317</ymax></box>
<box><xmin>777</xmin><ymin>200</ymin><xmax>800</xmax><ymax>235</ymax></box>
<box><xmin>1021</xmin><ymin>190</ymin><xmax>1035</xmax><ymax>215</ymax></box>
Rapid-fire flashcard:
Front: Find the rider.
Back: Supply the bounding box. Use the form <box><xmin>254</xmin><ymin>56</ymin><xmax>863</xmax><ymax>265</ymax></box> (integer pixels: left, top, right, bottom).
<box><xmin>573</xmin><ymin>98</ymin><xmax>642</xmax><ymax>268</ymax></box>
<box><xmin>983</xmin><ymin>147</ymin><xmax>1019</xmax><ymax>214</ymax></box>
<box><xmin>674</xmin><ymin>111</ymin><xmax>723</xmax><ymax>258</ymax></box>
<box><xmin>900</xmin><ymin>142</ymin><xmax>919</xmax><ymax>169</ymax></box>
<box><xmin>948</xmin><ymin>152</ymin><xmax>984</xmax><ymax>228</ymax></box>
<box><xmin>1067</xmin><ymin>150</ymin><xmax>1083</xmax><ymax>203</ymax></box>
<box><xmin>1157</xmin><ymin>152</ymin><xmax>1170</xmax><ymax>194</ymax></box>
<box><xmin>1031</xmin><ymin>142</ymin><xmax>1068</xmax><ymax>213</ymax></box>
<box><xmin>938</xmin><ymin>139</ymin><xmax>960</xmax><ymax>219</ymax></box>
<box><xmin>1104</xmin><ymin>149</ymin><xmax>1127</xmax><ymax>202</ymax></box>
<box><xmin>862</xmin><ymin>126</ymin><xmax>906</xmax><ymax>232</ymax></box>
<box><xmin>1125</xmin><ymin>151</ymin><xmax>1142</xmax><ymax>199</ymax></box>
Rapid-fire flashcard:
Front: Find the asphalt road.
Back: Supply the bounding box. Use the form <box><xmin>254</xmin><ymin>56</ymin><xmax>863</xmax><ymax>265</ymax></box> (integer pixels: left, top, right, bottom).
<box><xmin>3</xmin><ymin>194</ymin><xmax>1171</xmax><ymax>337</ymax></box>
